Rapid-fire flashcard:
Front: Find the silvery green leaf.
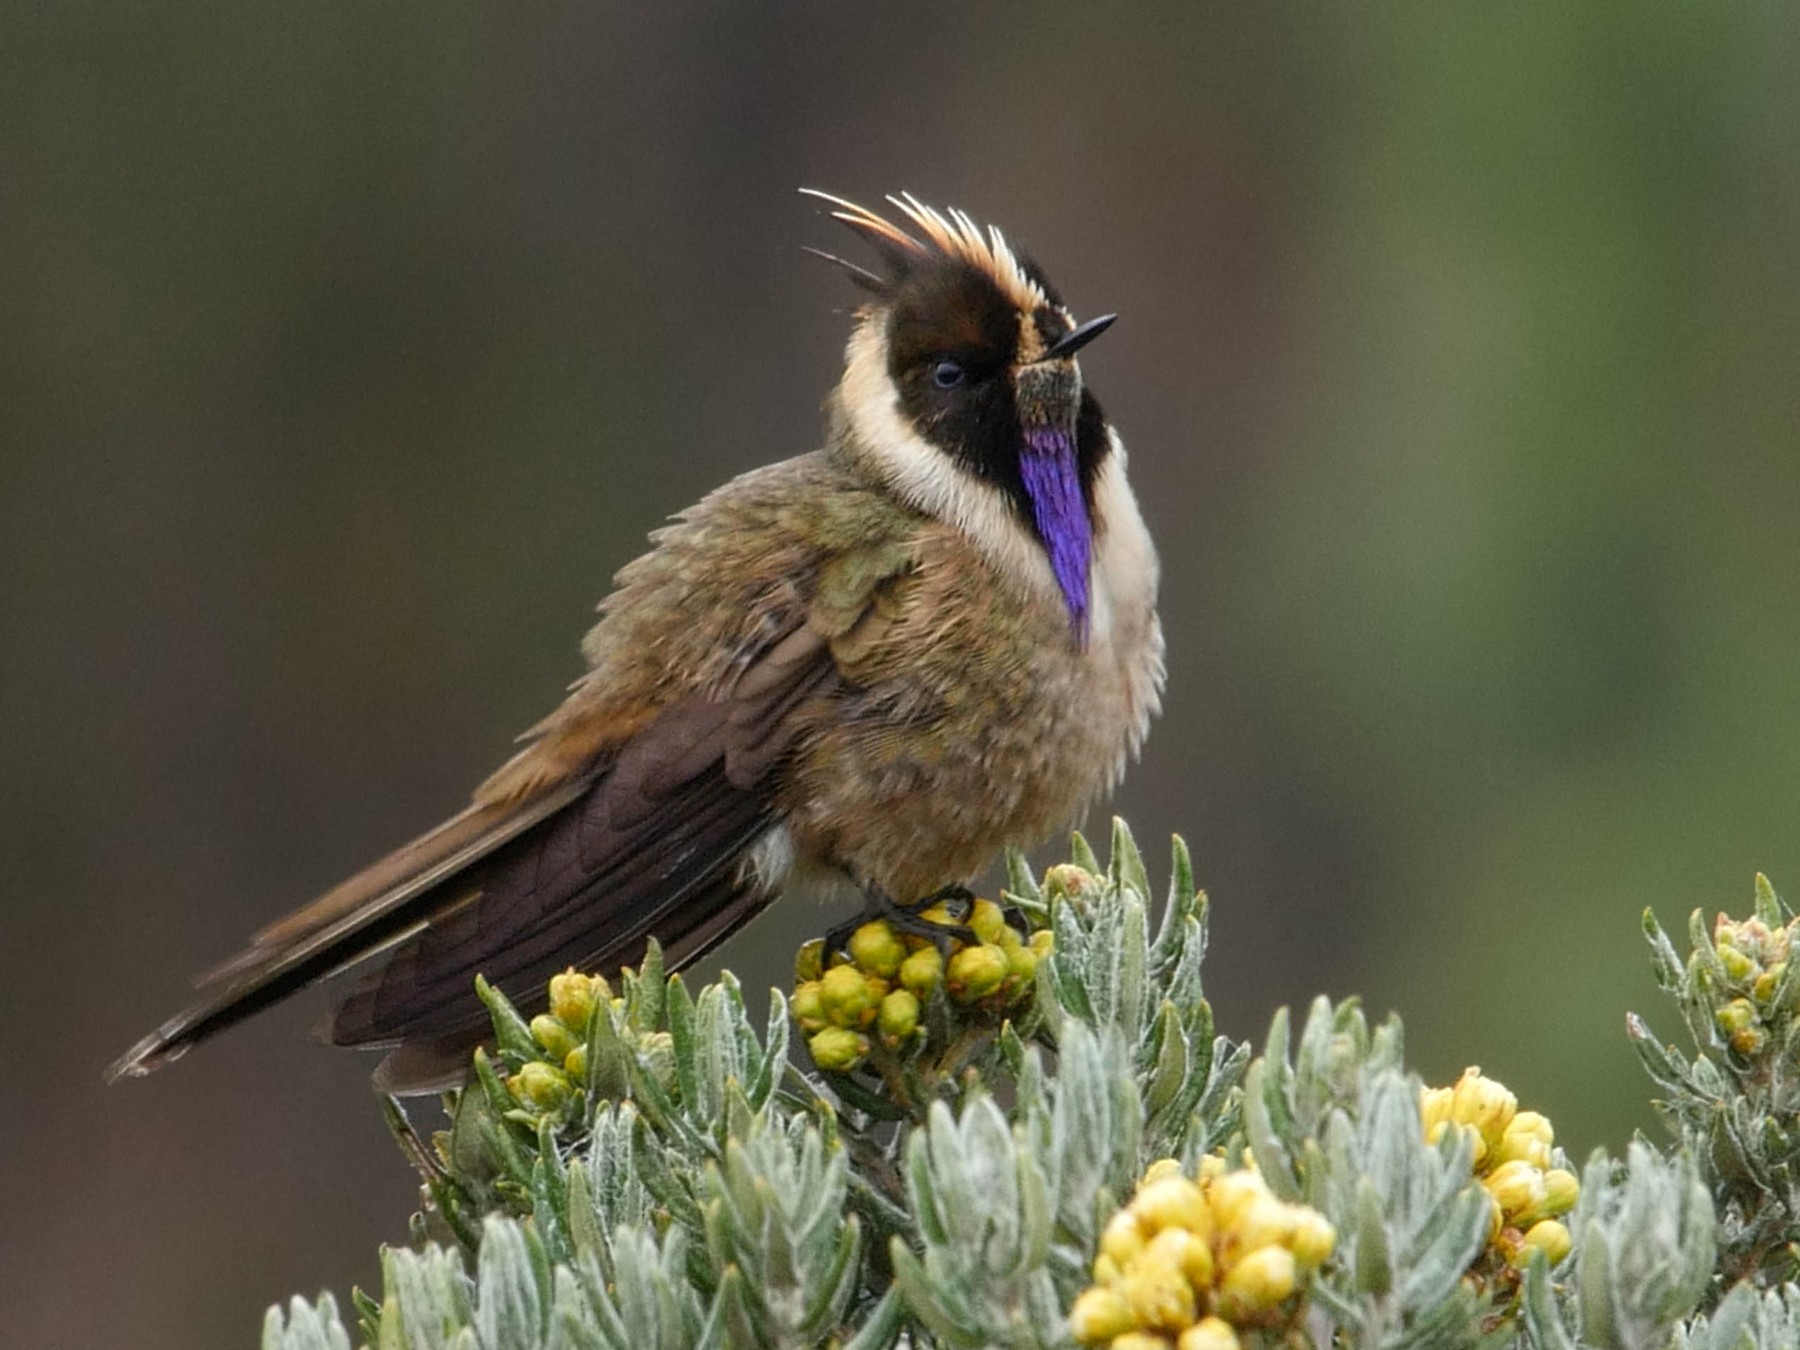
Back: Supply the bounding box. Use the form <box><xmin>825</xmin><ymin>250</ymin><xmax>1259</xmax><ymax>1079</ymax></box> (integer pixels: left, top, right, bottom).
<box><xmin>695</xmin><ymin>1111</ymin><xmax>861</xmax><ymax>1347</ymax></box>
<box><xmin>1004</xmin><ymin>846</ymin><xmax>1044</xmax><ymax>906</ymax></box>
<box><xmin>749</xmin><ymin>986</ymin><xmax>790</xmax><ymax>1111</ymax></box>
<box><xmin>1519</xmin><ymin>1248</ymin><xmax>1580</xmax><ymax>1350</ymax></box>
<box><xmin>838</xmin><ymin>1288</ymin><xmax>907</xmax><ymax>1350</ymax></box>
<box><xmin>1676</xmin><ymin>1281</ymin><xmax>1800</xmax><ymax>1350</ymax></box>
<box><xmin>384</xmin><ymin>1240</ymin><xmax>475</xmax><ymax>1350</ymax></box>
<box><xmin>1107</xmin><ymin>816</ymin><xmax>1151</xmax><ymax>908</ymax></box>
<box><xmin>1752</xmin><ymin>873</ymin><xmax>1784</xmax><ymax>927</ymax></box>
<box><xmin>664</xmin><ymin>973</ymin><xmax>700</xmax><ymax>1108</ymax></box>
<box><xmin>262</xmin><ymin>1294</ymin><xmax>351</xmax><ymax>1350</ymax></box>
<box><xmin>1140</xmin><ymin>1000</ymin><xmax>1189</xmax><ymax>1118</ymax></box>
<box><xmin>1069</xmin><ymin>830</ymin><xmax>1101</xmax><ymax>875</ymax></box>
<box><xmin>896</xmin><ymin>1096</ymin><xmax>1073</xmax><ymax>1348</ymax></box>
<box><xmin>1352</xmin><ymin>1174</ymin><xmax>1393</xmax><ymax>1298</ymax></box>
<box><xmin>1150</xmin><ymin>833</ymin><xmax>1198</xmax><ymax>963</ymax></box>
<box><xmin>1626</xmin><ymin>1012</ymin><xmax>1696</xmax><ymax>1098</ymax></box>
<box><xmin>1041</xmin><ymin>1023</ymin><xmax>1140</xmax><ymax>1251</ymax></box>
<box><xmin>475</xmin><ymin>976</ymin><xmax>541</xmax><ymax>1071</ymax></box>
<box><xmin>474</xmin><ymin>1217</ymin><xmax>548</xmax><ymax>1350</ymax></box>
<box><xmin>1643</xmin><ymin>908</ymin><xmax>1686</xmax><ymax>992</ymax></box>
<box><xmin>1572</xmin><ymin>1142</ymin><xmax>1716</xmax><ymax>1350</ymax></box>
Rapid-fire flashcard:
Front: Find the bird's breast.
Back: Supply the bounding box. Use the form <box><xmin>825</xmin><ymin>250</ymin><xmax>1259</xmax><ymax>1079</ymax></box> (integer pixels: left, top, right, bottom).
<box><xmin>777</xmin><ymin>446</ymin><xmax>1162</xmax><ymax>900</ymax></box>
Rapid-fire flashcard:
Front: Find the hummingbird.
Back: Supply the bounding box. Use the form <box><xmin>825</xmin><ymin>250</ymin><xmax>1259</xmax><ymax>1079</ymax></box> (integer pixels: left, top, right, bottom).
<box><xmin>109</xmin><ymin>191</ymin><xmax>1164</xmax><ymax>1092</ymax></box>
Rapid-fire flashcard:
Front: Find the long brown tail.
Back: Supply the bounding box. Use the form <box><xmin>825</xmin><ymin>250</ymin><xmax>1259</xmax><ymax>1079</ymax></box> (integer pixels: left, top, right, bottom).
<box><xmin>107</xmin><ymin>698</ymin><xmax>789</xmax><ymax>1090</ymax></box>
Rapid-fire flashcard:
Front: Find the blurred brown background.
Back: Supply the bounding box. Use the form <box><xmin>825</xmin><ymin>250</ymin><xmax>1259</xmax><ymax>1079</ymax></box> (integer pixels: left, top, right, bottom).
<box><xmin>4</xmin><ymin>6</ymin><xmax>1797</xmax><ymax>1347</ymax></box>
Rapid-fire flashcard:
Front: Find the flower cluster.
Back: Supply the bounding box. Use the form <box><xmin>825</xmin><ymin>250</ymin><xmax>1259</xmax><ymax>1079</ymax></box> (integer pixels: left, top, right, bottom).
<box><xmin>792</xmin><ymin>899</ymin><xmax>1050</xmax><ymax>1073</ymax></box>
<box><xmin>1068</xmin><ymin>1159</ymin><xmax>1335</xmax><ymax>1350</ymax></box>
<box><xmin>1420</xmin><ymin>1067</ymin><xmax>1577</xmax><ymax>1272</ymax></box>
<box><xmin>501</xmin><ymin>970</ymin><xmax>674</xmax><ymax>1118</ymax></box>
<box><xmin>1708</xmin><ymin>910</ymin><xmax>1796</xmax><ymax>1059</ymax></box>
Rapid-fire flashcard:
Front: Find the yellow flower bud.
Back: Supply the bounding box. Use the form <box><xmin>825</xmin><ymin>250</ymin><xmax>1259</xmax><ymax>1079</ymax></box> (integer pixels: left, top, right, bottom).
<box><xmin>898</xmin><ymin>945</ymin><xmax>943</xmax><ymax>998</ymax></box>
<box><xmin>1231</xmin><ymin>1195</ymin><xmax>1298</xmax><ymax>1253</ymax></box>
<box><xmin>529</xmin><ymin>1014</ymin><xmax>578</xmax><ymax>1063</ymax></box>
<box><xmin>563</xmin><ymin>1045</ymin><xmax>587</xmax><ymax>1081</ymax></box>
<box><xmin>848</xmin><ymin>921</ymin><xmax>907</xmax><ymax>979</ymax></box>
<box><xmin>1449</xmin><ymin>1068</ymin><xmax>1516</xmax><ymax>1151</ymax></box>
<box><xmin>1067</xmin><ymin>1286</ymin><xmax>1136</xmax><ymax>1345</ymax></box>
<box><xmin>966</xmin><ymin>898</ymin><xmax>1007</xmax><ymax>944</ymax></box>
<box><xmin>1517</xmin><ymin>1219</ymin><xmax>1573</xmax><ymax>1266</ymax></box>
<box><xmin>1030</xmin><ymin>929</ymin><xmax>1056</xmax><ymax>959</ymax></box>
<box><xmin>1732</xmin><ymin>1025</ymin><xmax>1767</xmax><ymax>1056</ymax></box>
<box><xmin>1142</xmin><ymin>1158</ymin><xmax>1184</xmax><ymax>1185</ymax></box>
<box><xmin>1287</xmin><ymin>1210</ymin><xmax>1336</xmax><ymax>1270</ymax></box>
<box><xmin>1217</xmin><ymin>1244</ymin><xmax>1297</xmax><ymax>1315</ymax></box>
<box><xmin>819</xmin><ymin>964</ymin><xmax>876</xmax><ymax>1027</ymax></box>
<box><xmin>1196</xmin><ymin>1154</ymin><xmax>1228</xmax><ymax>1182</ymax></box>
<box><xmin>1146</xmin><ymin>1226</ymin><xmax>1214</xmax><ymax>1292</ymax></box>
<box><xmin>1494</xmin><ymin>1111</ymin><xmax>1555</xmax><ymax>1169</ymax></box>
<box><xmin>946</xmin><ymin>944</ymin><xmax>1009</xmax><ymax>1002</ymax></box>
<box><xmin>1484</xmin><ymin>1160</ymin><xmax>1547</xmax><ymax>1223</ymax></box>
<box><xmin>1539</xmin><ymin>1167</ymin><xmax>1579</xmax><ymax>1217</ymax></box>
<box><xmin>548</xmin><ymin>970</ymin><xmax>597</xmax><ymax>1030</ymax></box>
<box><xmin>1419</xmin><ymin>1086</ymin><xmax>1454</xmax><ymax>1140</ymax></box>
<box><xmin>1117</xmin><ymin>1256</ymin><xmax>1198</xmax><ymax>1331</ymax></box>
<box><xmin>1005</xmin><ymin>943</ymin><xmax>1039</xmax><ymax>989</ymax></box>
<box><xmin>1135</xmin><ymin>1176</ymin><xmax>1212</xmax><ymax>1237</ymax></box>
<box><xmin>508</xmin><ymin>1061</ymin><xmax>572</xmax><ymax>1113</ymax></box>
<box><xmin>793</xmin><ymin>938</ymin><xmax>826</xmax><ymax>984</ymax></box>
<box><xmin>1754</xmin><ymin>967</ymin><xmax>1780</xmax><ymax>1003</ymax></box>
<box><xmin>1205</xmin><ymin>1171</ymin><xmax>1266</xmax><ymax>1232</ymax></box>
<box><xmin>808</xmin><ymin>1026</ymin><xmax>869</xmax><ymax>1072</ymax></box>
<box><xmin>1464</xmin><ymin>1126</ymin><xmax>1489</xmax><ymax>1167</ymax></box>
<box><xmin>790</xmin><ymin>981</ymin><xmax>826</xmax><ymax>1031</ymax></box>
<box><xmin>1718</xmin><ymin>944</ymin><xmax>1757</xmax><ymax>981</ymax></box>
<box><xmin>1715</xmin><ymin>998</ymin><xmax>1757</xmax><ymax>1035</ymax></box>
<box><xmin>877</xmin><ymin>989</ymin><xmax>920</xmax><ymax>1046</ymax></box>
<box><xmin>1043</xmin><ymin>863</ymin><xmax>1101</xmax><ymax>899</ymax></box>
<box><xmin>1091</xmin><ymin>1254</ymin><xmax>1123</xmax><ymax>1286</ymax></box>
<box><xmin>1178</xmin><ymin>1317</ymin><xmax>1242</xmax><ymax>1350</ymax></box>
<box><xmin>1101</xmin><ymin>1208</ymin><xmax>1150</xmax><ymax>1267</ymax></box>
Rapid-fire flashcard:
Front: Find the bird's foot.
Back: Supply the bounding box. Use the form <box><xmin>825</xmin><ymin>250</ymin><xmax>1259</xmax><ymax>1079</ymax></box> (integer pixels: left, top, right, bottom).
<box><xmin>825</xmin><ymin>883</ymin><xmax>977</xmax><ymax>958</ymax></box>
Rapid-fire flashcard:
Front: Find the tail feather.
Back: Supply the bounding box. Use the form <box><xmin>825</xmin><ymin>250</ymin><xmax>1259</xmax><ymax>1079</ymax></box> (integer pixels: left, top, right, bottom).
<box><xmin>102</xmin><ymin>780</ymin><xmax>593</xmax><ymax>1082</ymax></box>
<box><xmin>108</xmin><ymin>617</ymin><xmax>838</xmax><ymax>1087</ymax></box>
<box><xmin>330</xmin><ymin>767</ymin><xmax>776</xmax><ymax>1045</ymax></box>
<box><xmin>367</xmin><ymin>864</ymin><xmax>777</xmax><ymax>1095</ymax></box>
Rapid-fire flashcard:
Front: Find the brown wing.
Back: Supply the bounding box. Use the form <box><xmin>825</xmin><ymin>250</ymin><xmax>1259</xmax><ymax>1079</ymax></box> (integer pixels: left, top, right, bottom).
<box><xmin>330</xmin><ymin>631</ymin><xmax>836</xmax><ymax>1049</ymax></box>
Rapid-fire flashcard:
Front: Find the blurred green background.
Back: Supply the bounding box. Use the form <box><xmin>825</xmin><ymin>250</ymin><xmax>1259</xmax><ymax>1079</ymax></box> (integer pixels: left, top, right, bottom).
<box><xmin>4</xmin><ymin>6</ymin><xmax>1797</xmax><ymax>1348</ymax></box>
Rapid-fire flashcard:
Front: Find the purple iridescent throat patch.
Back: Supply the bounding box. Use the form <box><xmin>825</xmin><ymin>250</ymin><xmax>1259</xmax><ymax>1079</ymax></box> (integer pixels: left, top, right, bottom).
<box><xmin>1019</xmin><ymin>424</ymin><xmax>1092</xmax><ymax>645</ymax></box>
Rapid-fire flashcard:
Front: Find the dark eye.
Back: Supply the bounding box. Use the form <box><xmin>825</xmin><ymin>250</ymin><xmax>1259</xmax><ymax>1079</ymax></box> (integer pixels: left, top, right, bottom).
<box><xmin>931</xmin><ymin>358</ymin><xmax>967</xmax><ymax>390</ymax></box>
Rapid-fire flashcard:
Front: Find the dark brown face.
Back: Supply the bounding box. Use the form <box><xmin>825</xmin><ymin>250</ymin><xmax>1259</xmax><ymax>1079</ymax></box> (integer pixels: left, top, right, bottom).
<box><xmin>884</xmin><ymin>255</ymin><xmax>1112</xmax><ymax>530</ymax></box>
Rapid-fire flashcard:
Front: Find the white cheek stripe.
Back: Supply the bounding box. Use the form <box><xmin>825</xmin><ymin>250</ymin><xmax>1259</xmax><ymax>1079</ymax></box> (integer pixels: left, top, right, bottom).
<box><xmin>839</xmin><ymin>319</ymin><xmax>1068</xmax><ymax>613</ymax></box>
<box><xmin>838</xmin><ymin>319</ymin><xmax>1159</xmax><ymax>656</ymax></box>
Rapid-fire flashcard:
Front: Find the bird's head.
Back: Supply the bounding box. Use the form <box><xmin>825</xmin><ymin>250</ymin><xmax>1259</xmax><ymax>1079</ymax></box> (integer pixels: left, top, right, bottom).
<box><xmin>807</xmin><ymin>191</ymin><xmax>1117</xmax><ymax>645</ymax></box>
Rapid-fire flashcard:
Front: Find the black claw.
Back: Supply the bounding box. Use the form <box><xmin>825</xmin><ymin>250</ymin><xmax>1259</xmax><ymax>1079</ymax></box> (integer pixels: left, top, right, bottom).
<box><xmin>822</xmin><ymin>883</ymin><xmax>978</xmax><ymax>959</ymax></box>
<box><xmin>821</xmin><ymin>915</ymin><xmax>863</xmax><ymax>958</ymax></box>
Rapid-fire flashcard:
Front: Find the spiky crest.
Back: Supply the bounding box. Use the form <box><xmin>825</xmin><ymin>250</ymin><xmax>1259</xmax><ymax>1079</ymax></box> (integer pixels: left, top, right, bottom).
<box><xmin>800</xmin><ymin>189</ymin><xmax>1051</xmax><ymax>313</ymax></box>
